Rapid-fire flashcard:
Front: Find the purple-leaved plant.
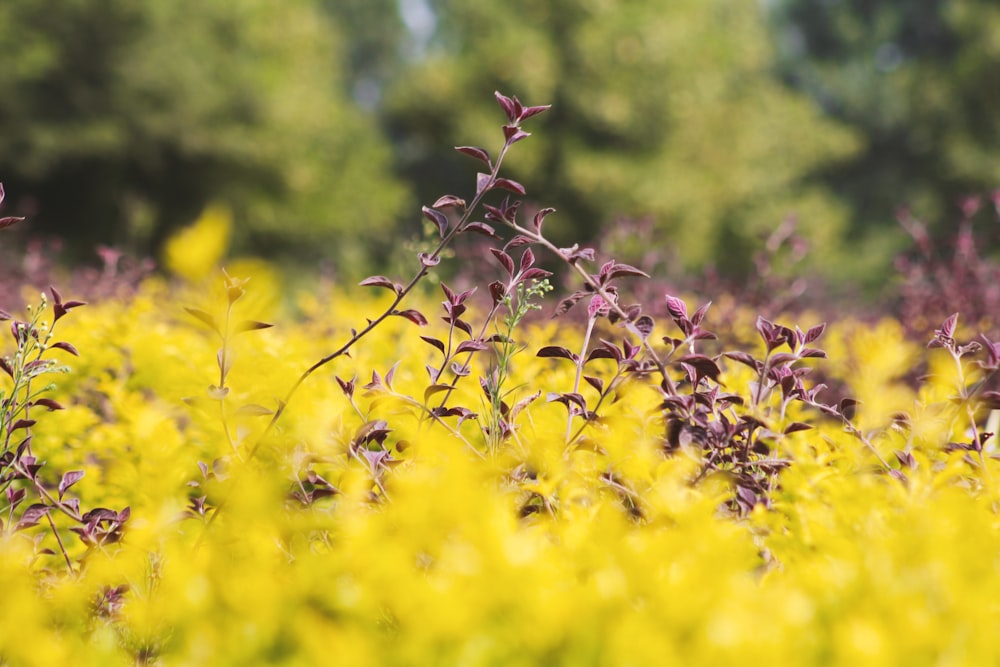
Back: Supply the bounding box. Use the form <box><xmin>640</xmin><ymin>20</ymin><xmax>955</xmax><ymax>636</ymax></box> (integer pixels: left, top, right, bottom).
<box><xmin>189</xmin><ymin>93</ymin><xmax>551</xmax><ymax>522</ymax></box>
<box><xmin>181</xmin><ymin>92</ymin><xmax>1000</xmax><ymax>527</ymax></box>
<box><xmin>895</xmin><ymin>192</ymin><xmax>1000</xmax><ymax>337</ymax></box>
<box><xmin>1</xmin><ymin>281</ymin><xmax>130</xmax><ymax>574</ymax></box>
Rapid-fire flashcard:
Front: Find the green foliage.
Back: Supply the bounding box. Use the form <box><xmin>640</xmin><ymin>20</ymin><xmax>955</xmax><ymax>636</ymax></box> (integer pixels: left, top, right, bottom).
<box><xmin>0</xmin><ymin>0</ymin><xmax>408</xmax><ymax>268</ymax></box>
<box><xmin>383</xmin><ymin>0</ymin><xmax>860</xmax><ymax>275</ymax></box>
<box><xmin>768</xmin><ymin>0</ymin><xmax>1000</xmax><ymax>243</ymax></box>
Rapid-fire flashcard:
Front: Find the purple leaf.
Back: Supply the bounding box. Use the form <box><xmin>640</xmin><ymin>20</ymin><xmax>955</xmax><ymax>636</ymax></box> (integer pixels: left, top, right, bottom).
<box><xmin>456</xmin><ymin>340</ymin><xmax>489</xmax><ymax>354</ymax></box>
<box><xmin>363</xmin><ymin>370</ymin><xmax>383</xmax><ymax>391</ymax></box>
<box><xmin>11</xmin><ymin>419</ymin><xmax>36</xmax><ymax>431</ymax></box>
<box><xmin>664</xmin><ymin>295</ymin><xmax>688</xmax><ymax>320</ymax></box>
<box><xmin>769</xmin><ymin>352</ymin><xmax>798</xmax><ymax>366</ymax></box>
<box><xmin>483</xmin><ymin>204</ymin><xmax>505</xmax><ymax>223</ymax></box>
<box><xmin>61</xmin><ymin>299</ymin><xmax>86</xmax><ymax>312</ymax></box>
<box><xmin>58</xmin><ymin>470</ymin><xmax>85</xmax><ymax>499</ymax></box>
<box><xmin>420</xmin><ymin>336</ymin><xmax>446</xmax><ymax>355</ymax></box>
<box><xmin>490</xmin><ymin>248</ymin><xmax>515</xmax><ymax>276</ymax></box>
<box><xmin>432</xmin><ymin>195</ymin><xmax>466</xmax><ymax>209</ymax></box>
<box><xmin>49</xmin><ymin>341</ymin><xmax>79</xmax><ymax>356</ymax></box>
<box><xmin>463</xmin><ymin>222</ymin><xmax>498</xmax><ymax>237</ymax></box>
<box><xmin>503</xmin><ymin>125</ymin><xmax>531</xmax><ymax>144</ymax></box>
<box><xmin>81</xmin><ymin>507</ymin><xmax>118</xmax><ymax>523</ymax></box>
<box><xmin>422</xmin><ymin>206</ymin><xmax>449</xmax><ymax>237</ymax></box>
<box><xmin>431</xmin><ymin>406</ymin><xmax>477</xmax><ymax>425</ymax></box>
<box><xmin>783</xmin><ymin>422</ymin><xmax>812</xmax><ymax>435</ymax></box>
<box><xmin>586</xmin><ymin>347</ymin><xmax>621</xmax><ymax>364</ymax></box>
<box><xmin>6</xmin><ymin>486</ymin><xmax>26</xmax><ymax>507</ymax></box>
<box><xmin>533</xmin><ymin>207</ymin><xmax>556</xmax><ymax>232</ymax></box>
<box><xmin>16</xmin><ymin>504</ymin><xmax>51</xmax><ymax>531</ymax></box>
<box><xmin>560</xmin><ymin>245</ymin><xmax>596</xmax><ymax>263</ymax></box>
<box><xmin>554</xmin><ymin>291</ymin><xmax>587</xmax><ymax>317</ymax></box>
<box><xmin>489</xmin><ymin>281</ymin><xmax>507</xmax><ymax>306</ymax></box>
<box><xmin>384</xmin><ymin>361</ymin><xmax>400</xmax><ymax>389</ymax></box>
<box><xmin>519</xmin><ymin>248</ymin><xmax>536</xmax><ymax>274</ymax></box>
<box><xmin>392</xmin><ymin>310</ymin><xmax>428</xmax><ymax>326</ymax></box>
<box><xmin>607</xmin><ymin>262</ymin><xmax>650</xmax><ymax>280</ymax></box>
<box><xmin>476</xmin><ymin>172</ymin><xmax>492</xmax><ymax>194</ymax></box>
<box><xmin>0</xmin><ymin>216</ymin><xmax>24</xmax><ymax>230</ymax></box>
<box><xmin>10</xmin><ymin>320</ymin><xmax>25</xmax><ymax>344</ymax></box>
<box><xmin>24</xmin><ymin>359</ymin><xmax>49</xmax><ymax>373</ymax></box>
<box><xmin>979</xmin><ymin>334</ymin><xmax>1000</xmax><ymax>368</ymax></box>
<box><xmin>359</xmin><ymin>276</ymin><xmax>401</xmax><ymax>293</ymax></box>
<box><xmin>494</xmin><ymin>91</ymin><xmax>518</xmax><ymax>123</ymax></box>
<box><xmin>451</xmin><ymin>287</ymin><xmax>478</xmax><ymax>308</ymax></box>
<box><xmin>493</xmin><ymin>178</ymin><xmax>526</xmax><ymax>196</ymax></box>
<box><xmin>940</xmin><ymin>313</ymin><xmax>959</xmax><ymax>339</ymax></box>
<box><xmin>0</xmin><ymin>358</ymin><xmax>12</xmax><ymax>378</ymax></box>
<box><xmin>30</xmin><ymin>398</ymin><xmax>63</xmax><ymax>411</ymax></box>
<box><xmin>546</xmin><ymin>392</ymin><xmax>587</xmax><ymax>409</ymax></box>
<box><xmin>736</xmin><ymin>486</ymin><xmax>759</xmax><ymax>511</ymax></box>
<box><xmin>505</xmin><ymin>235</ymin><xmax>533</xmax><ymax>249</ymax></box>
<box><xmin>894</xmin><ymin>450</ymin><xmax>917</xmax><ymax>469</ymax></box>
<box><xmin>588</xmin><ymin>295</ymin><xmax>613</xmax><ymax>319</ymax></box>
<box><xmin>584</xmin><ymin>376</ymin><xmax>605</xmax><ymax>393</ymax></box>
<box><xmin>455</xmin><ymin>146</ymin><xmax>491</xmax><ymax>165</ymax></box>
<box><xmin>519</xmin><ymin>104</ymin><xmax>551</xmax><ymax>121</ymax></box>
<box><xmin>424</xmin><ymin>383</ymin><xmax>455</xmax><ymax>402</ymax></box>
<box><xmin>756</xmin><ymin>316</ymin><xmax>776</xmax><ymax>342</ymax></box>
<box><xmin>537</xmin><ymin>346</ymin><xmax>578</xmax><ymax>362</ymax></box>
<box><xmin>691</xmin><ymin>302</ymin><xmax>712</xmax><ymax>326</ymax></box>
<box><xmin>804</xmin><ymin>323</ymin><xmax>826</xmax><ymax>344</ymax></box>
<box><xmin>634</xmin><ymin>315</ymin><xmax>654</xmax><ymax>340</ymax></box>
<box><xmin>335</xmin><ymin>376</ymin><xmax>355</xmax><ymax>397</ymax></box>
<box><xmin>838</xmin><ymin>398</ymin><xmax>859</xmax><ymax>419</ymax></box>
<box><xmin>520</xmin><ymin>267</ymin><xmax>552</xmax><ymax>282</ymax></box>
<box><xmin>677</xmin><ymin>354</ymin><xmax>721</xmax><ymax>382</ymax></box>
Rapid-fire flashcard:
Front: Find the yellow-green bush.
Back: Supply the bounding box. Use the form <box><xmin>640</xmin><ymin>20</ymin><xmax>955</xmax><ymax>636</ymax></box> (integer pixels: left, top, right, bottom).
<box><xmin>1</xmin><ymin>265</ymin><xmax>997</xmax><ymax>666</ymax></box>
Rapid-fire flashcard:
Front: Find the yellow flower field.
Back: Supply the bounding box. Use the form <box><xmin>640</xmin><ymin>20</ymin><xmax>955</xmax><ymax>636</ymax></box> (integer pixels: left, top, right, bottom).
<box><xmin>1</xmin><ymin>263</ymin><xmax>997</xmax><ymax>666</ymax></box>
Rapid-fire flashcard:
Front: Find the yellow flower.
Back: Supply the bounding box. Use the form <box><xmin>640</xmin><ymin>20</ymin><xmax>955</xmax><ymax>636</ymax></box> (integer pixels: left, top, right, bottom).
<box><xmin>163</xmin><ymin>204</ymin><xmax>233</xmax><ymax>282</ymax></box>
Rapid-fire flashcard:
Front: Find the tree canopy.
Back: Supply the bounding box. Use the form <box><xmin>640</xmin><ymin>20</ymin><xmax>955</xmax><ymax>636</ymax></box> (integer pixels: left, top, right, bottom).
<box><xmin>0</xmin><ymin>0</ymin><xmax>407</xmax><ymax>268</ymax></box>
<box><xmin>2</xmin><ymin>0</ymin><xmax>997</xmax><ymax>286</ymax></box>
<box><xmin>768</xmin><ymin>0</ymin><xmax>1000</xmax><ymax>245</ymax></box>
<box><xmin>382</xmin><ymin>0</ymin><xmax>861</xmax><ymax>276</ymax></box>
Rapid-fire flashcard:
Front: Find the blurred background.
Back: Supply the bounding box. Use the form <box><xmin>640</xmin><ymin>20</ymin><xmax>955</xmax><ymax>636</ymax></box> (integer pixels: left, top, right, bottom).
<box><xmin>1</xmin><ymin>0</ymin><xmax>998</xmax><ymax>297</ymax></box>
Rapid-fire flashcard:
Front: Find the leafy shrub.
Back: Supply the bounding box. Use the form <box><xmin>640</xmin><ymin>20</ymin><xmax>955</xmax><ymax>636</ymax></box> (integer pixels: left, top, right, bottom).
<box><xmin>894</xmin><ymin>193</ymin><xmax>1000</xmax><ymax>336</ymax></box>
<box><xmin>1</xmin><ymin>96</ymin><xmax>999</xmax><ymax>666</ymax></box>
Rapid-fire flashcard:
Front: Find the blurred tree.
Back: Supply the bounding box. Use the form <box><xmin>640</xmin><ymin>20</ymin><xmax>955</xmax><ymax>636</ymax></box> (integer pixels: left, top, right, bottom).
<box><xmin>381</xmin><ymin>0</ymin><xmax>860</xmax><ymax>276</ymax></box>
<box><xmin>319</xmin><ymin>0</ymin><xmax>408</xmax><ymax>110</ymax></box>
<box><xmin>0</xmin><ymin>0</ymin><xmax>408</xmax><ymax>269</ymax></box>
<box><xmin>767</xmin><ymin>0</ymin><xmax>1000</xmax><ymax>253</ymax></box>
